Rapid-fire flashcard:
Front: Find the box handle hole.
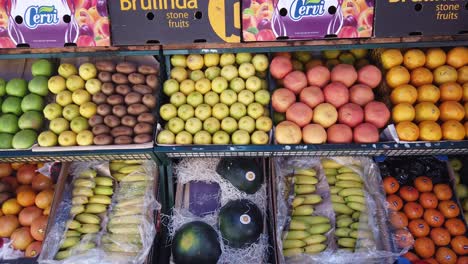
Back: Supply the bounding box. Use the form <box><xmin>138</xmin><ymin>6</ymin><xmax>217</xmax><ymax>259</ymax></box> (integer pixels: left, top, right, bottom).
<box><xmin>276</xmin><ymin>36</ymin><xmax>289</xmax><ymax>40</ymax></box>
<box><xmin>195</xmin><ymin>11</ymin><xmax>202</xmax><ymax>19</ymax></box>
<box><xmin>63</xmin><ymin>15</ymin><xmax>71</xmax><ymax>23</ymax></box>
<box><xmin>414</xmin><ymin>4</ymin><xmax>423</xmax><ymax>11</ymax></box>
<box><xmin>328</xmin><ymin>6</ymin><xmax>337</xmax><ymax>15</ymax></box>
<box><xmin>64</xmin><ymin>43</ymin><xmax>77</xmax><ymax>47</ymax></box>
<box><xmin>279</xmin><ymin>8</ymin><xmax>287</xmax><ymax>16</ymax></box>
<box><xmin>409</xmin><ymin>32</ymin><xmax>422</xmax><ymax>36</ymax></box>
<box><xmin>16</xmin><ymin>43</ymin><xmax>29</xmax><ymax>48</ymax></box>
<box><xmin>194</xmin><ymin>39</ymin><xmax>207</xmax><ymax>43</ymax></box>
<box><xmin>15</xmin><ymin>16</ymin><xmax>23</xmax><ymax>24</ymax></box>
<box><xmin>147</xmin><ymin>12</ymin><xmax>155</xmax><ymax>20</ymax></box>
<box><xmin>146</xmin><ymin>40</ymin><xmax>160</xmax><ymax>44</ymax></box>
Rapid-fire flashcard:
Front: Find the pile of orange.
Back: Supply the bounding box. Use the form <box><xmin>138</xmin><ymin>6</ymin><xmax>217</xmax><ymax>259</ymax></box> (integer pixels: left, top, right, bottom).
<box><xmin>0</xmin><ymin>162</ymin><xmax>55</xmax><ymax>258</ymax></box>
<box><xmin>384</xmin><ymin>175</ymin><xmax>468</xmax><ymax>263</ymax></box>
<box><xmin>383</xmin><ymin>47</ymin><xmax>468</xmax><ymax>141</ymax></box>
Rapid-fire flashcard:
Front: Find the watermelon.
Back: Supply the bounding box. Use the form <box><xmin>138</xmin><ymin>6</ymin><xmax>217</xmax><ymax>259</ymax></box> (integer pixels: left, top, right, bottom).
<box><xmin>218</xmin><ymin>199</ymin><xmax>263</xmax><ymax>248</ymax></box>
<box><xmin>172</xmin><ymin>221</ymin><xmax>221</xmax><ymax>264</ymax></box>
<box><xmin>216</xmin><ymin>158</ymin><xmax>263</xmax><ymax>194</ymax></box>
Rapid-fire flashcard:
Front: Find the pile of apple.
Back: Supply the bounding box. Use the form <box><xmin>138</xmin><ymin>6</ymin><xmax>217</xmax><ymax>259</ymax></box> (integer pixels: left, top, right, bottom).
<box><xmin>271</xmin><ymin>52</ymin><xmax>390</xmax><ymax>144</ymax></box>
<box><xmin>157</xmin><ymin>53</ymin><xmax>273</xmax><ymax>145</ymax></box>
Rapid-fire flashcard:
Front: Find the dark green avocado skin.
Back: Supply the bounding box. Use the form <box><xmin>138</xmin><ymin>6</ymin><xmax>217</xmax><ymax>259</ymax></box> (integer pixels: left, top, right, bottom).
<box><xmin>216</xmin><ymin>158</ymin><xmax>263</xmax><ymax>194</ymax></box>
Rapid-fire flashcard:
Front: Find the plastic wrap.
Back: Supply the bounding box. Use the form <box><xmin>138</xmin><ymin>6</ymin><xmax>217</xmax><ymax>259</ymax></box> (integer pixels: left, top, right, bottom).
<box><xmin>169</xmin><ymin>158</ymin><xmax>269</xmax><ymax>264</ymax></box>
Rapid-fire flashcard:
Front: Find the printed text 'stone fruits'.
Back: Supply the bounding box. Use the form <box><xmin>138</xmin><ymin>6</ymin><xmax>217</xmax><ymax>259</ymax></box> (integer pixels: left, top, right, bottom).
<box><xmin>158</xmin><ymin>53</ymin><xmax>272</xmax><ymax>145</ymax></box>
<box><xmin>282</xmin><ymin>167</ymin><xmax>331</xmax><ymax>257</ymax></box>
<box><xmin>382</xmin><ymin>47</ymin><xmax>468</xmax><ymax>141</ymax></box>
<box><xmin>39</xmin><ymin>61</ymin><xmax>159</xmax><ymax>147</ymax></box>
<box><xmin>271</xmin><ymin>50</ymin><xmax>389</xmax><ymax>144</ymax></box>
<box><xmin>0</xmin><ymin>162</ymin><xmax>55</xmax><ymax>258</ymax></box>
<box><xmin>0</xmin><ymin>59</ymin><xmax>53</xmax><ymax>149</ymax></box>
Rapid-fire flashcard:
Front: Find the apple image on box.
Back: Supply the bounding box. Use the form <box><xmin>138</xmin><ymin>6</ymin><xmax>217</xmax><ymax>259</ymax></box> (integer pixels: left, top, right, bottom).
<box><xmin>32</xmin><ymin>59</ymin><xmax>53</xmax><ymax>77</ymax></box>
<box><xmin>58</xmin><ymin>63</ymin><xmax>78</xmax><ymax>78</ymax></box>
<box><xmin>48</xmin><ymin>76</ymin><xmax>67</xmax><ymax>94</ymax></box>
<box><xmin>195</xmin><ymin>104</ymin><xmax>212</xmax><ymax>121</ymax></box>
<box><xmin>163</xmin><ymin>79</ymin><xmax>180</xmax><ymax>96</ymax></box>
<box><xmin>157</xmin><ymin>130</ymin><xmax>175</xmax><ymax>144</ymax></box>
<box><xmin>230</xmin><ymin>102</ymin><xmax>247</xmax><ymax>120</ymax></box>
<box><xmin>180</xmin><ymin>79</ymin><xmax>195</xmax><ymax>95</ymax></box>
<box><xmin>168</xmin><ymin>117</ymin><xmax>185</xmax><ymax>134</ymax></box>
<box><xmin>38</xmin><ymin>131</ymin><xmax>58</xmax><ymax>147</ymax></box>
<box><xmin>193</xmin><ymin>130</ymin><xmax>212</xmax><ymax>144</ymax></box>
<box><xmin>205</xmin><ymin>66</ymin><xmax>221</xmax><ymax>81</ymax></box>
<box><xmin>177</xmin><ymin>104</ymin><xmax>195</xmax><ymax>121</ymax></box>
<box><xmin>28</xmin><ymin>76</ymin><xmax>49</xmax><ymax>96</ymax></box>
<box><xmin>229</xmin><ymin>77</ymin><xmax>245</xmax><ymax>93</ymax></box>
<box><xmin>204</xmin><ymin>91</ymin><xmax>220</xmax><ymax>106</ymax></box>
<box><xmin>50</xmin><ymin>118</ymin><xmax>69</xmax><ymax>134</ymax></box>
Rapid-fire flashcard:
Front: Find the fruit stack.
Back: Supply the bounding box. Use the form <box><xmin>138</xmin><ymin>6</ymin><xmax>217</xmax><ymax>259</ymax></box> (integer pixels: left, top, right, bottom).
<box><xmin>157</xmin><ymin>53</ymin><xmax>273</xmax><ymax>145</ymax></box>
<box><xmin>39</xmin><ymin>60</ymin><xmax>158</xmax><ymax>147</ymax></box>
<box><xmin>282</xmin><ymin>168</ymin><xmax>331</xmax><ymax>257</ymax></box>
<box><xmin>382</xmin><ymin>47</ymin><xmax>468</xmax><ymax>141</ymax></box>
<box><xmin>380</xmin><ymin>157</ymin><xmax>468</xmax><ymax>263</ymax></box>
<box><xmin>271</xmin><ymin>51</ymin><xmax>390</xmax><ymax>144</ymax></box>
<box><xmin>322</xmin><ymin>159</ymin><xmax>375</xmax><ymax>252</ymax></box>
<box><xmin>450</xmin><ymin>158</ymin><xmax>468</xmax><ymax>221</ymax></box>
<box><xmin>0</xmin><ymin>162</ymin><xmax>55</xmax><ymax>258</ymax></box>
<box><xmin>56</xmin><ymin>169</ymin><xmax>114</xmax><ymax>260</ymax></box>
<box><xmin>0</xmin><ymin>59</ymin><xmax>53</xmax><ymax>149</ymax></box>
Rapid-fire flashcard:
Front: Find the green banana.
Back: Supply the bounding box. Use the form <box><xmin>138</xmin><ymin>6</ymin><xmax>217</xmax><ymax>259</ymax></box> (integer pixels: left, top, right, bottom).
<box><xmin>324</xmin><ymin>168</ymin><xmax>337</xmax><ymax>176</ymax></box>
<box><xmin>283</xmin><ymin>239</ymin><xmax>306</xmax><ymax>249</ymax></box>
<box><xmin>74</xmin><ymin>179</ymin><xmax>96</xmax><ymax>188</ymax></box>
<box><xmin>285</xmin><ymin>230</ymin><xmax>310</xmax><ymax>240</ymax></box>
<box><xmin>74</xmin><ymin>242</ymin><xmax>96</xmax><ymax>252</ymax></box>
<box><xmin>110</xmin><ymin>162</ymin><xmax>127</xmax><ymax>171</ymax></box>
<box><xmin>321</xmin><ymin>159</ymin><xmax>342</xmax><ymax>169</ymax></box>
<box><xmin>293</xmin><ymin>205</ymin><xmax>314</xmax><ymax>216</ymax></box>
<box><xmin>283</xmin><ymin>248</ymin><xmax>303</xmax><ymax>257</ymax></box>
<box><xmin>326</xmin><ymin>175</ymin><xmax>336</xmax><ymax>184</ymax></box>
<box><xmin>349</xmin><ymin>230</ymin><xmax>359</xmax><ymax>239</ymax></box>
<box><xmin>331</xmin><ymin>195</ymin><xmax>345</xmax><ymax>204</ymax></box>
<box><xmin>118</xmin><ymin>165</ymin><xmax>143</xmax><ymax>174</ymax></box>
<box><xmin>289</xmin><ymin>219</ymin><xmax>310</xmax><ymax>230</ymax></box>
<box><xmin>72</xmin><ymin>196</ymin><xmax>88</xmax><ymax>205</ymax></box>
<box><xmin>123</xmin><ymin>160</ymin><xmax>144</xmax><ymax>165</ymax></box>
<box><xmin>299</xmin><ymin>194</ymin><xmax>322</xmax><ymax>205</ymax></box>
<box><xmin>70</xmin><ymin>205</ymin><xmax>85</xmax><ymax>215</ymax></box>
<box><xmin>345</xmin><ymin>195</ymin><xmax>366</xmax><ymax>204</ymax></box>
<box><xmin>72</xmin><ymin>187</ymin><xmax>93</xmax><ymax>197</ymax></box>
<box><xmin>76</xmin><ymin>213</ymin><xmax>101</xmax><ymax>224</ymax></box>
<box><xmin>120</xmin><ymin>173</ymin><xmax>148</xmax><ymax>182</ymax></box>
<box><xmin>333</xmin><ymin>203</ymin><xmax>354</xmax><ymax>215</ymax></box>
<box><xmin>293</xmin><ymin>216</ymin><xmax>329</xmax><ymax>225</ymax></box>
<box><xmin>336</xmin><ymin>217</ymin><xmax>353</xmax><ymax>228</ymax></box>
<box><xmin>112</xmin><ymin>206</ymin><xmax>143</xmax><ymax>217</ymax></box>
<box><xmin>78</xmin><ymin>169</ymin><xmax>97</xmax><ymax>179</ymax></box>
<box><xmin>102</xmin><ymin>234</ymin><xmax>141</xmax><ymax>244</ymax></box>
<box><xmin>85</xmin><ymin>203</ymin><xmax>107</xmax><ymax>214</ymax></box>
<box><xmin>60</xmin><ymin>237</ymin><xmax>80</xmax><ymax>249</ymax></box>
<box><xmin>350</xmin><ymin>222</ymin><xmax>368</xmax><ymax>230</ymax></box>
<box><xmin>108</xmin><ymin>215</ymin><xmax>143</xmax><ymax>225</ymax></box>
<box><xmin>336</xmin><ymin>173</ymin><xmax>363</xmax><ymax>182</ymax></box>
<box><xmin>303</xmin><ymin>234</ymin><xmax>327</xmax><ymax>245</ymax></box>
<box><xmin>89</xmin><ymin>195</ymin><xmax>112</xmax><ymax>205</ymax></box>
<box><xmin>352</xmin><ymin>212</ymin><xmax>361</xmax><ymax>220</ymax></box>
<box><xmin>338</xmin><ymin>166</ymin><xmax>361</xmax><ymax>174</ymax></box>
<box><xmin>335</xmin><ymin>227</ymin><xmax>352</xmax><ymax>237</ymax></box>
<box><xmin>338</xmin><ymin>238</ymin><xmax>356</xmax><ymax>248</ymax></box>
<box><xmin>295</xmin><ymin>169</ymin><xmax>316</xmax><ymax>177</ymax></box>
<box><xmin>102</xmin><ymin>242</ymin><xmax>140</xmax><ymax>253</ymax></box>
<box><xmin>65</xmin><ymin>230</ymin><xmax>81</xmax><ymax>237</ymax></box>
<box><xmin>336</xmin><ymin>181</ymin><xmax>363</xmax><ymax>188</ymax></box>
<box><xmin>95</xmin><ymin>177</ymin><xmax>113</xmax><ymax>186</ymax></box>
<box><xmin>67</xmin><ymin>220</ymin><xmax>81</xmax><ymax>229</ymax></box>
<box><xmin>295</xmin><ymin>185</ymin><xmax>316</xmax><ymax>195</ymax></box>
<box><xmin>308</xmin><ymin>223</ymin><xmax>331</xmax><ymax>235</ymax></box>
<box><xmin>112</xmin><ymin>173</ymin><xmax>128</xmax><ymax>181</ymax></box>
<box><xmin>94</xmin><ymin>186</ymin><xmax>113</xmax><ymax>196</ymax></box>
<box><xmin>108</xmin><ymin>224</ymin><xmax>140</xmax><ymax>235</ymax></box>
<box><xmin>55</xmin><ymin>250</ymin><xmax>71</xmax><ymax>260</ymax></box>
<box><xmin>292</xmin><ymin>197</ymin><xmax>304</xmax><ymax>208</ymax></box>
<box><xmin>330</xmin><ymin>187</ymin><xmax>343</xmax><ymax>195</ymax></box>
<box><xmin>338</xmin><ymin>188</ymin><xmax>365</xmax><ymax>197</ymax></box>
<box><xmin>77</xmin><ymin>224</ymin><xmax>100</xmax><ymax>234</ymax></box>
<box><xmin>347</xmin><ymin>202</ymin><xmax>366</xmax><ymax>212</ymax></box>
<box><xmin>304</xmin><ymin>243</ymin><xmax>326</xmax><ymax>253</ymax></box>
<box><xmin>336</xmin><ymin>214</ymin><xmax>350</xmax><ymax>220</ymax></box>
<box><xmin>295</xmin><ymin>176</ymin><xmax>318</xmax><ymax>185</ymax></box>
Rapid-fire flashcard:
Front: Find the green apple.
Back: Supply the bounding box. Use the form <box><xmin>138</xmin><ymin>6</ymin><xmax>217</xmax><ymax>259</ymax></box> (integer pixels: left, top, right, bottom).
<box><xmin>212</xmin><ymin>103</ymin><xmax>229</xmax><ymax>120</ymax></box>
<box><xmin>58</xmin><ymin>130</ymin><xmax>77</xmax><ymax>146</ymax></box>
<box><xmin>339</xmin><ymin>52</ymin><xmax>356</xmax><ymax>65</ymax></box>
<box><xmin>62</xmin><ymin>104</ymin><xmax>80</xmax><ymax>121</ymax></box>
<box><xmin>238</xmin><ymin>116</ymin><xmax>255</xmax><ymax>133</ymax></box>
<box><xmin>211</xmin><ymin>77</ymin><xmax>228</xmax><ymax>94</ymax></box>
<box><xmin>85</xmin><ymin>79</ymin><xmax>102</xmax><ymax>95</ymax></box>
<box><xmin>32</xmin><ymin>59</ymin><xmax>53</xmax><ymax>77</ymax></box>
<box><xmin>177</xmin><ymin>104</ymin><xmax>195</xmax><ymax>121</ymax></box>
<box><xmin>221</xmin><ymin>65</ymin><xmax>238</xmax><ymax>81</ymax></box>
<box><xmin>187</xmin><ymin>92</ymin><xmax>204</xmax><ymax>107</ymax></box>
<box><xmin>0</xmin><ymin>114</ymin><xmax>19</xmax><ymax>134</ymax></box>
<box><xmin>21</xmin><ymin>94</ymin><xmax>44</xmax><ymax>112</ymax></box>
<box><xmin>204</xmin><ymin>53</ymin><xmax>220</xmax><ymax>67</ymax></box>
<box><xmin>236</xmin><ymin>53</ymin><xmax>252</xmax><ymax>64</ymax></box>
<box><xmin>66</xmin><ymin>75</ymin><xmax>85</xmax><ymax>91</ymax></box>
<box><xmin>170</xmin><ymin>92</ymin><xmax>187</xmax><ymax>107</ymax></box>
<box><xmin>256</xmin><ymin>116</ymin><xmax>273</xmax><ymax>132</ymax></box>
<box><xmin>6</xmin><ymin>78</ymin><xmax>27</xmax><ymax>97</ymax></box>
<box><xmin>273</xmin><ymin>112</ymin><xmax>286</xmax><ymax>125</ymax></box>
<box><xmin>18</xmin><ymin>111</ymin><xmax>43</xmax><ymax>130</ymax></box>
<box><xmin>48</xmin><ymin>75</ymin><xmax>67</xmax><ymax>94</ymax></box>
<box><xmin>450</xmin><ymin>159</ymin><xmax>462</xmax><ymax>171</ymax></box>
<box><xmin>232</xmin><ymin>130</ymin><xmax>250</xmax><ymax>144</ymax></box>
<box><xmin>247</xmin><ymin>103</ymin><xmax>264</xmax><ymax>119</ymax></box>
<box><xmin>58</xmin><ymin>63</ymin><xmax>78</xmax><ymax>78</ymax></box>
<box><xmin>195</xmin><ymin>78</ymin><xmax>211</xmax><ymax>94</ymax></box>
<box><xmin>185</xmin><ymin>117</ymin><xmax>202</xmax><ymax>134</ymax></box>
<box><xmin>195</xmin><ymin>104</ymin><xmax>212</xmax><ymax>121</ymax></box>
<box><xmin>293</xmin><ymin>51</ymin><xmax>312</xmax><ymax>63</ymax></box>
<box><xmin>157</xmin><ymin>130</ymin><xmax>175</xmax><ymax>144</ymax></box>
<box><xmin>163</xmin><ymin>79</ymin><xmax>180</xmax><ymax>96</ymax></box>
<box><xmin>79</xmin><ymin>102</ymin><xmax>97</xmax><ymax>118</ymax></box>
<box><xmin>221</xmin><ymin>117</ymin><xmax>237</xmax><ymax>134</ymax></box>
<box><xmin>212</xmin><ymin>130</ymin><xmax>230</xmax><ymax>144</ymax></box>
<box><xmin>229</xmin><ymin>77</ymin><xmax>245</xmax><ymax>93</ymax></box>
<box><xmin>204</xmin><ymin>91</ymin><xmax>219</xmax><ymax>106</ymax></box>
<box><xmin>238</xmin><ymin>63</ymin><xmax>256</xmax><ymax>79</ymax></box>
<box><xmin>79</xmin><ymin>63</ymin><xmax>97</xmax><ymax>80</ymax></box>
<box><xmin>322</xmin><ymin>50</ymin><xmax>341</xmax><ymax>59</ymax></box>
<box><xmin>350</xmin><ymin>49</ymin><xmax>368</xmax><ymax>59</ymax></box>
<box><xmin>205</xmin><ymin>66</ymin><xmax>221</xmax><ymax>80</ymax></box>
<box><xmin>203</xmin><ymin>117</ymin><xmax>221</xmax><ymax>134</ymax></box>
<box><xmin>255</xmin><ymin>90</ymin><xmax>270</xmax><ymax>105</ymax></box>
<box><xmin>251</xmin><ymin>130</ymin><xmax>269</xmax><ymax>145</ymax></box>
<box><xmin>50</xmin><ymin>117</ymin><xmax>70</xmax><ymax>134</ymax></box>
<box><xmin>180</xmin><ymin>79</ymin><xmax>195</xmax><ymax>95</ymax></box>
<box><xmin>2</xmin><ymin>97</ymin><xmax>22</xmax><ymax>115</ymax></box>
<box><xmin>171</xmin><ymin>55</ymin><xmax>187</xmax><ymax>67</ymax></box>
<box><xmin>160</xmin><ymin>104</ymin><xmax>177</xmax><ymax>121</ymax></box>
<box><xmin>193</xmin><ymin>130</ymin><xmax>212</xmax><ymax>144</ymax></box>
<box><xmin>38</xmin><ymin>131</ymin><xmax>58</xmax><ymax>147</ymax></box>
<box><xmin>0</xmin><ymin>78</ymin><xmax>6</xmax><ymax>96</ymax></box>
<box><xmin>246</xmin><ymin>76</ymin><xmax>262</xmax><ymax>92</ymax></box>
<box><xmin>175</xmin><ymin>131</ymin><xmax>193</xmax><ymax>145</ymax></box>
<box><xmin>229</xmin><ymin>102</ymin><xmax>247</xmax><ymax>120</ymax></box>
<box><xmin>72</xmin><ymin>89</ymin><xmax>91</xmax><ymax>105</ymax></box>
<box><xmin>237</xmin><ymin>90</ymin><xmax>254</xmax><ymax>105</ymax></box>
<box><xmin>220</xmin><ymin>53</ymin><xmax>235</xmax><ymax>67</ymax></box>
<box><xmin>70</xmin><ymin>116</ymin><xmax>89</xmax><ymax>133</ymax></box>
<box><xmin>56</xmin><ymin>90</ymin><xmax>73</xmax><ymax>106</ymax></box>
<box><xmin>252</xmin><ymin>54</ymin><xmax>269</xmax><ymax>72</ymax></box>
<box><xmin>220</xmin><ymin>89</ymin><xmax>237</xmax><ymax>106</ymax></box>
<box><xmin>168</xmin><ymin>117</ymin><xmax>185</xmax><ymax>134</ymax></box>
<box><xmin>28</xmin><ymin>76</ymin><xmax>49</xmax><ymax>96</ymax></box>
<box><xmin>43</xmin><ymin>103</ymin><xmax>63</xmax><ymax>120</ymax></box>
<box><xmin>190</xmin><ymin>70</ymin><xmax>205</xmax><ymax>81</ymax></box>
<box><xmin>186</xmin><ymin>54</ymin><xmax>204</xmax><ymax>71</ymax></box>
<box><xmin>76</xmin><ymin>130</ymin><xmax>94</xmax><ymax>146</ymax></box>
<box><xmin>171</xmin><ymin>67</ymin><xmax>188</xmax><ymax>83</ymax></box>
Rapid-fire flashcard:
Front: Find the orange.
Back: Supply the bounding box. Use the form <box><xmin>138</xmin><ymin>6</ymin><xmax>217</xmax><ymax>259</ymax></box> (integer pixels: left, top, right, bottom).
<box><xmin>425</xmin><ymin>48</ymin><xmax>447</xmax><ymax>69</ymax></box>
<box><xmin>430</xmin><ymin>227</ymin><xmax>451</xmax><ymax>246</ymax></box>
<box><xmin>434</xmin><ymin>184</ymin><xmax>453</xmax><ymax>200</ymax></box>
<box><xmin>404</xmin><ymin>49</ymin><xmax>426</xmax><ymax>70</ymax></box>
<box><xmin>445</xmin><ymin>218</ymin><xmax>466</xmax><ymax>236</ymax></box>
<box><xmin>381</xmin><ymin>49</ymin><xmax>404</xmax><ymax>69</ymax></box>
<box><xmin>408</xmin><ymin>219</ymin><xmax>430</xmax><ymax>237</ymax></box>
<box><xmin>457</xmin><ymin>256</ymin><xmax>468</xmax><ymax>264</ymax></box>
<box><xmin>2</xmin><ymin>198</ymin><xmax>22</xmax><ymax>215</ymax></box>
<box><xmin>10</xmin><ymin>163</ymin><xmax>24</xmax><ymax>170</ymax></box>
<box><xmin>419</xmin><ymin>192</ymin><xmax>438</xmax><ymax>209</ymax></box>
<box><xmin>415</xmin><ymin>102</ymin><xmax>440</xmax><ymax>122</ymax></box>
<box><xmin>17</xmin><ymin>190</ymin><xmax>36</xmax><ymax>207</ymax></box>
<box><xmin>438</xmin><ymin>200</ymin><xmax>460</xmax><ymax>218</ymax></box>
<box><xmin>403</xmin><ymin>252</ymin><xmax>420</xmax><ymax>262</ymax></box>
<box><xmin>390</xmin><ymin>211</ymin><xmax>409</xmax><ymax>229</ymax></box>
<box><xmin>399</xmin><ymin>186</ymin><xmax>420</xmax><ymax>202</ymax></box>
<box><xmin>404</xmin><ymin>202</ymin><xmax>424</xmax><ymax>219</ymax></box>
<box><xmin>458</xmin><ymin>66</ymin><xmax>468</xmax><ymax>83</ymax></box>
<box><xmin>440</xmin><ymin>82</ymin><xmax>463</xmax><ymax>101</ymax></box>
<box><xmin>447</xmin><ymin>46</ymin><xmax>468</xmax><ymax>69</ymax></box>
<box><xmin>434</xmin><ymin>65</ymin><xmax>458</xmax><ymax>85</ymax></box>
<box><xmin>464</xmin><ymin>83</ymin><xmax>468</xmax><ymax>101</ymax></box>
<box><xmin>396</xmin><ymin>121</ymin><xmax>419</xmax><ymax>141</ymax></box>
<box><xmin>419</xmin><ymin>121</ymin><xmax>442</xmax><ymax>141</ymax></box>
<box><xmin>414</xmin><ymin>237</ymin><xmax>435</xmax><ymax>259</ymax></box>
<box><xmin>418</xmin><ymin>84</ymin><xmax>441</xmax><ymax>103</ymax></box>
<box><xmin>391</xmin><ymin>84</ymin><xmax>418</xmax><ymax>104</ymax></box>
<box><xmin>386</xmin><ymin>66</ymin><xmax>411</xmax><ymax>88</ymax></box>
<box><xmin>424</xmin><ymin>209</ymin><xmax>445</xmax><ymax>228</ymax></box>
<box><xmin>392</xmin><ymin>103</ymin><xmax>415</xmax><ymax>122</ymax></box>
<box><xmin>436</xmin><ymin>247</ymin><xmax>457</xmax><ymax>264</ymax></box>
<box><xmin>414</xmin><ymin>176</ymin><xmax>433</xmax><ymax>192</ymax></box>
<box><xmin>451</xmin><ymin>236</ymin><xmax>468</xmax><ymax>255</ymax></box>
<box><xmin>439</xmin><ymin>101</ymin><xmax>465</xmax><ymax>121</ymax></box>
<box><xmin>395</xmin><ymin>229</ymin><xmax>415</xmax><ymax>248</ymax></box>
<box><xmin>386</xmin><ymin>194</ymin><xmax>403</xmax><ymax>211</ymax></box>
<box><xmin>423</xmin><ymin>258</ymin><xmax>439</xmax><ymax>264</ymax></box>
<box><xmin>35</xmin><ymin>189</ymin><xmax>54</xmax><ymax>210</ymax></box>
<box><xmin>411</xmin><ymin>67</ymin><xmax>434</xmax><ymax>86</ymax></box>
<box><xmin>383</xmin><ymin>176</ymin><xmax>400</xmax><ymax>194</ymax></box>
<box><xmin>441</xmin><ymin>120</ymin><xmax>465</xmax><ymax>140</ymax></box>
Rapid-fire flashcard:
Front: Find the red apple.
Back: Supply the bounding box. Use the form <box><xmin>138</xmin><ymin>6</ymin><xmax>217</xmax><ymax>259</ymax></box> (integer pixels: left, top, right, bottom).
<box><xmin>302</xmin><ymin>124</ymin><xmax>327</xmax><ymax>144</ymax></box>
<box><xmin>300</xmin><ymin>86</ymin><xmax>324</xmax><ymax>109</ymax></box>
<box><xmin>364</xmin><ymin>101</ymin><xmax>390</xmax><ymax>128</ymax></box>
<box><xmin>331</xmin><ymin>64</ymin><xmax>358</xmax><ymax>87</ymax></box>
<box><xmin>327</xmin><ymin>124</ymin><xmax>353</xmax><ymax>143</ymax></box>
<box><xmin>354</xmin><ymin>122</ymin><xmax>379</xmax><ymax>143</ymax></box>
<box><xmin>284</xmin><ymin>71</ymin><xmax>308</xmax><ymax>94</ymax></box>
<box><xmin>349</xmin><ymin>84</ymin><xmax>374</xmax><ymax>106</ymax></box>
<box><xmin>306</xmin><ymin>65</ymin><xmax>330</xmax><ymax>88</ymax></box>
<box><xmin>286</xmin><ymin>102</ymin><xmax>313</xmax><ymax>127</ymax></box>
<box><xmin>338</xmin><ymin>103</ymin><xmax>364</xmax><ymax>128</ymax></box>
<box><xmin>272</xmin><ymin>88</ymin><xmax>296</xmax><ymax>113</ymax></box>
<box><xmin>275</xmin><ymin>121</ymin><xmax>302</xmax><ymax>144</ymax></box>
<box><xmin>358</xmin><ymin>65</ymin><xmax>382</xmax><ymax>89</ymax></box>
<box><xmin>270</xmin><ymin>56</ymin><xmax>293</xmax><ymax>79</ymax></box>
<box><xmin>323</xmin><ymin>82</ymin><xmax>349</xmax><ymax>108</ymax></box>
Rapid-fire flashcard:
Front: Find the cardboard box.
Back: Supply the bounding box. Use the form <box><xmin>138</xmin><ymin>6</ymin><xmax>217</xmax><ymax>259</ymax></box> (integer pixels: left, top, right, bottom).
<box><xmin>109</xmin><ymin>0</ymin><xmax>241</xmax><ymax>45</ymax></box>
<box><xmin>374</xmin><ymin>0</ymin><xmax>468</xmax><ymax>37</ymax></box>
<box><xmin>242</xmin><ymin>0</ymin><xmax>375</xmax><ymax>41</ymax></box>
<box><xmin>0</xmin><ymin>0</ymin><xmax>110</xmax><ymax>48</ymax></box>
